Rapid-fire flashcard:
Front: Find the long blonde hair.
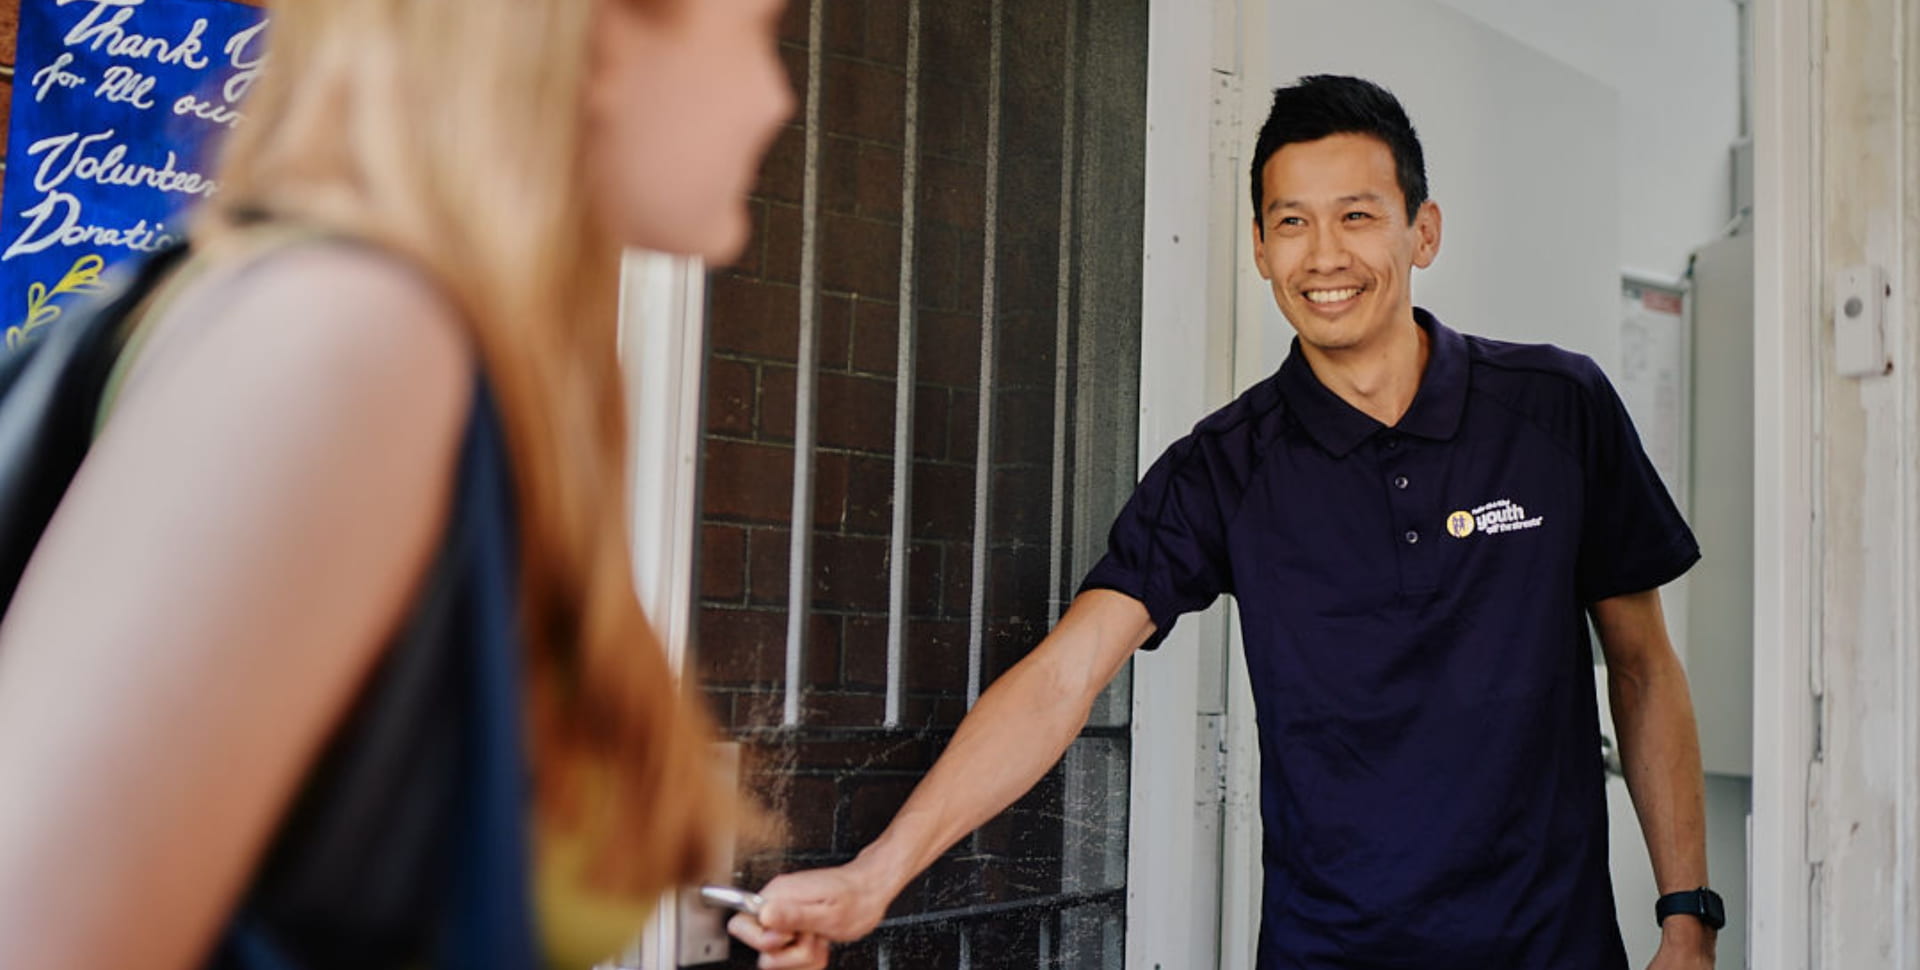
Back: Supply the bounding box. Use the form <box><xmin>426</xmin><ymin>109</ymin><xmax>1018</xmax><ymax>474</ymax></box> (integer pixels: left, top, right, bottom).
<box><xmin>204</xmin><ymin>0</ymin><xmax>732</xmax><ymax>895</ymax></box>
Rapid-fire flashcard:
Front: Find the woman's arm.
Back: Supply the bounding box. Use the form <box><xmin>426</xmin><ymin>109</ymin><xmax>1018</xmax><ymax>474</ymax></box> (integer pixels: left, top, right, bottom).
<box><xmin>0</xmin><ymin>246</ymin><xmax>471</xmax><ymax>970</ymax></box>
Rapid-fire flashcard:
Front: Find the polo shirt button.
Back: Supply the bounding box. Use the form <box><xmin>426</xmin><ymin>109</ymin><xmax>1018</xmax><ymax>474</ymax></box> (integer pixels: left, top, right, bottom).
<box><xmin>1393</xmin><ymin>475</ymin><xmax>1410</xmax><ymax>490</ymax></box>
<box><xmin>1404</xmin><ymin>530</ymin><xmax>1420</xmax><ymax>544</ymax></box>
<box><xmin>1383</xmin><ymin>436</ymin><xmax>1400</xmax><ymax>450</ymax></box>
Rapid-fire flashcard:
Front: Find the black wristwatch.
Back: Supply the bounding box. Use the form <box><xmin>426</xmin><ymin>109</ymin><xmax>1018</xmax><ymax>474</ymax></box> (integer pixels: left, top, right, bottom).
<box><xmin>1654</xmin><ymin>887</ymin><xmax>1726</xmax><ymax>930</ymax></box>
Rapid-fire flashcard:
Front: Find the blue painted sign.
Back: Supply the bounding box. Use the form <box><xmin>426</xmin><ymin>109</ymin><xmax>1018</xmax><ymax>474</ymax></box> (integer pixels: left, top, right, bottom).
<box><xmin>0</xmin><ymin>0</ymin><xmax>266</xmax><ymax>349</ymax></box>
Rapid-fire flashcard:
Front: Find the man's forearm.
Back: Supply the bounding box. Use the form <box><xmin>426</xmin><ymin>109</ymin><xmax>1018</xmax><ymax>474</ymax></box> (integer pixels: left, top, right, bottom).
<box><xmin>848</xmin><ymin>591</ymin><xmax>1150</xmax><ymax>900</ymax></box>
<box><xmin>1609</xmin><ymin>649</ymin><xmax>1709</xmax><ymax>894</ymax></box>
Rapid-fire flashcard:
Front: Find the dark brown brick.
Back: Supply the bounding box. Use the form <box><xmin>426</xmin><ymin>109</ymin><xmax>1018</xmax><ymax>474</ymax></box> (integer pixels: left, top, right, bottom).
<box><xmin>696</xmin><ymin>607</ymin><xmax>789</xmax><ymax>684</ymax></box>
<box><xmin>987</xmin><ymin>534</ymin><xmax>1051</xmax><ymax>598</ymax></box>
<box><xmin>849</xmin><ymin>298</ymin><xmax>900</xmax><ymax>376</ymax></box>
<box><xmin>817</xmin><ymin>292</ymin><xmax>854</xmax><ymax>371</ymax></box>
<box><xmin>945</xmin><ymin>388</ymin><xmax>980</xmax><ymax>463</ymax></box>
<box><xmin>757</xmin><ymin>124</ymin><xmax>808</xmax><ymax>206</ymax></box>
<box><xmin>762</xmin><ymin>202</ymin><xmax>804</xmax><ymax>285</ymax></box>
<box><xmin>904</xmin><ymin>618</ymin><xmax>970</xmax><ymax>691</ymax></box>
<box><xmin>922</xmin><ymin>2</ymin><xmax>990</xmax><ymax>92</ymax></box>
<box><xmin>822</xmin><ymin>55</ymin><xmax>905</xmax><ymax>144</ymax></box>
<box><xmin>705</xmin><ymin>439</ymin><xmax>796</xmax><ymax>523</ymax></box>
<box><xmin>705</xmin><ymin>357</ymin><xmax>755</xmax><ymax>437</ymax></box>
<box><xmin>759</xmin><ymin>364</ymin><xmax>797</xmax><ymax>441</ymax></box>
<box><xmin>914</xmin><ymin>223</ymin><xmax>967</xmax><ymax>312</ymax></box>
<box><xmin>820</xmin><ymin>212</ymin><xmax>902</xmax><ymax>298</ymax></box>
<box><xmin>777</xmin><ymin>0</ymin><xmax>810</xmax><ymax>45</ymax></box>
<box><xmin>996</xmin><ymin>306</ymin><xmax>1060</xmax><ymax>388</ymax></box>
<box><xmin>845</xmin><ymin>454</ymin><xmax>896</xmax><ymax>534</ymax></box>
<box><xmin>900</xmin><ymin>693</ymin><xmax>970</xmax><ymax>730</ymax></box>
<box><xmin>907</xmin><ymin>540</ymin><xmax>945</xmax><ymax>614</ymax></box>
<box><xmin>812</xmin><ymin>533</ymin><xmax>890</xmax><ymax>612</ymax></box>
<box><xmin>856</xmin><ymin>143</ymin><xmax>906</xmax><ymax>221</ymax></box>
<box><xmin>804</xmin><ymin>690</ymin><xmax>886</xmax><ymax>728</ymax></box>
<box><xmin>991</xmin><ymin>385</ymin><xmax>1055</xmax><ymax>466</ymax></box>
<box><xmin>819</xmin><ymin>133</ymin><xmax>863</xmax><ymax>219</ymax></box>
<box><xmin>700</xmin><ymin>524</ymin><xmax>748</xmax><ymax>603</ymax></box>
<box><xmin>990</xmin><ymin>465</ymin><xmax>1050</xmax><ymax>543</ymax></box>
<box><xmin>919</xmin><ymin>70</ymin><xmax>986</xmax><ymax>161</ymax></box>
<box><xmin>864</xmin><ymin>0</ymin><xmax>910</xmax><ymax>67</ymax></box>
<box><xmin>806</xmin><ymin>610</ymin><xmax>843</xmax><ymax>685</ymax></box>
<box><xmin>846</xmin><ymin>777</ymin><xmax>916</xmax><ymax>845</ymax></box>
<box><xmin>920</xmin><ymin>153</ymin><xmax>986</xmax><ymax>231</ymax></box>
<box><xmin>910</xmin><ymin>461</ymin><xmax>975</xmax><ymax>540</ymax></box>
<box><xmin>710</xmin><ymin>275</ymin><xmax>800</xmax><ymax>360</ymax></box>
<box><xmin>911</xmin><ymin>385</ymin><xmax>951</xmax><ymax>460</ymax></box>
<box><xmin>817</xmin><ymin>370</ymin><xmax>896</xmax><ymax>453</ymax></box>
<box><xmin>812</xmin><ymin>449</ymin><xmax>850</xmax><ymax>530</ymax></box>
<box><xmin>781</xmin><ymin>775</ymin><xmax>840</xmax><ymax>856</ymax></box>
<box><xmin>748</xmin><ymin>526</ymin><xmax>791</xmax><ymax>605</ymax></box>
<box><xmin>917</xmin><ymin>309</ymin><xmax>981</xmax><ymax>388</ymax></box>
<box><xmin>997</xmin><ymin>230</ymin><xmax>1062</xmax><ymax>319</ymax></box>
<box><xmin>822</xmin><ymin>0</ymin><xmax>866</xmax><ymax>58</ymax></box>
<box><xmin>839</xmin><ymin>615</ymin><xmax>890</xmax><ymax>688</ymax></box>
<box><xmin>938</xmin><ymin>543</ymin><xmax>973</xmax><ymax>619</ymax></box>
<box><xmin>717</xmin><ymin>200</ymin><xmax>768</xmax><ymax>277</ymax></box>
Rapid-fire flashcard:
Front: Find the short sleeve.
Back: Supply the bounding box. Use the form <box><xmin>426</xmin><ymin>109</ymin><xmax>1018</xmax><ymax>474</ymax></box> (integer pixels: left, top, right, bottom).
<box><xmin>1575</xmin><ymin>360</ymin><xmax>1700</xmax><ymax>603</ymax></box>
<box><xmin>1077</xmin><ymin>435</ymin><xmax>1237</xmax><ymax>650</ymax></box>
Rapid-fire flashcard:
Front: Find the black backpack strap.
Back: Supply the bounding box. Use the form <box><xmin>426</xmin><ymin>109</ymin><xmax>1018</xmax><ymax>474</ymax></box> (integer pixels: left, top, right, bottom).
<box><xmin>0</xmin><ymin>242</ymin><xmax>192</xmax><ymax>607</ymax></box>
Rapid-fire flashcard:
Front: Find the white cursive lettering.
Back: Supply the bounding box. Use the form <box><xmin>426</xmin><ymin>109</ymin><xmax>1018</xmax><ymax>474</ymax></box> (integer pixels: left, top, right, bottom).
<box><xmin>222</xmin><ymin>22</ymin><xmax>267</xmax><ymax>104</ymax></box>
<box><xmin>3</xmin><ymin>190</ymin><xmax>178</xmax><ymax>261</ymax></box>
<box><xmin>59</xmin><ymin>0</ymin><xmax>210</xmax><ymax>70</ymax></box>
<box><xmin>28</xmin><ymin>129</ymin><xmax>220</xmax><ymax>199</ymax></box>
<box><xmin>30</xmin><ymin>53</ymin><xmax>87</xmax><ymax>103</ymax></box>
<box><xmin>95</xmin><ymin>64</ymin><xmax>158</xmax><ymax>109</ymax></box>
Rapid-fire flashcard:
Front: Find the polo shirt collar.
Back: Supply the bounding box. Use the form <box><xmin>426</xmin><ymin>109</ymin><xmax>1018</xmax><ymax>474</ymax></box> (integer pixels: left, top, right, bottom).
<box><xmin>1276</xmin><ymin>307</ymin><xmax>1469</xmax><ymax>457</ymax></box>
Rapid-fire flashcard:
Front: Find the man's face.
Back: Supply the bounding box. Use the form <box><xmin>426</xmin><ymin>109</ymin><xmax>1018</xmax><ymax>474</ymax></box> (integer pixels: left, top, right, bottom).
<box><xmin>1251</xmin><ymin>133</ymin><xmax>1441</xmax><ymax>359</ymax></box>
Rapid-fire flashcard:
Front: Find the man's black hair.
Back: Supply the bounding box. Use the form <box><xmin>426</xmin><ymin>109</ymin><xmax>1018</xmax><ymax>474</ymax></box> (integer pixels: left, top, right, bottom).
<box><xmin>1249</xmin><ymin>75</ymin><xmax>1429</xmax><ymax>232</ymax></box>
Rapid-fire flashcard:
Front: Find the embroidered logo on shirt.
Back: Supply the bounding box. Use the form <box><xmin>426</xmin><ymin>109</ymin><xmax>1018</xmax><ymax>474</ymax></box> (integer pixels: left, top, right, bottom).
<box><xmin>1446</xmin><ymin>510</ymin><xmax>1476</xmax><ymax>537</ymax></box>
<box><xmin>1447</xmin><ymin>498</ymin><xmax>1544</xmax><ymax>538</ymax></box>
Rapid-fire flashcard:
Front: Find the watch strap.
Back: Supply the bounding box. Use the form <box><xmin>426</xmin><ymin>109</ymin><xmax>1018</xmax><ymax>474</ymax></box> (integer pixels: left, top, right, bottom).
<box><xmin>1654</xmin><ymin>886</ymin><xmax>1726</xmax><ymax>931</ymax></box>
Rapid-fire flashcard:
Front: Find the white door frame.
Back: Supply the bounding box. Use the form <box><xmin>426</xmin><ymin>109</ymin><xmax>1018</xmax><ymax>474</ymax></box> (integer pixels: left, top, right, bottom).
<box><xmin>1125</xmin><ymin>0</ymin><xmax>1266</xmax><ymax>967</ymax></box>
<box><xmin>619</xmin><ymin>250</ymin><xmax>714</xmax><ymax>970</ymax></box>
<box><xmin>1747</xmin><ymin>0</ymin><xmax>1816</xmax><ymax>964</ymax></box>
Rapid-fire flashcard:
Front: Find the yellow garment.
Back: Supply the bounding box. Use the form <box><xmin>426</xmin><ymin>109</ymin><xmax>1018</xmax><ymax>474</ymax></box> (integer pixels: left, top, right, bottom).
<box><xmin>534</xmin><ymin>827</ymin><xmax>656</xmax><ymax>970</ymax></box>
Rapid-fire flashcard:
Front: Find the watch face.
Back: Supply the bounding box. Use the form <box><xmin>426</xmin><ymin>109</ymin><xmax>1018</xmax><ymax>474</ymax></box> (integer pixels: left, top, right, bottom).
<box><xmin>1657</xmin><ymin>888</ymin><xmax>1727</xmax><ymax>930</ymax></box>
<box><xmin>1701</xmin><ymin>889</ymin><xmax>1727</xmax><ymax>928</ymax></box>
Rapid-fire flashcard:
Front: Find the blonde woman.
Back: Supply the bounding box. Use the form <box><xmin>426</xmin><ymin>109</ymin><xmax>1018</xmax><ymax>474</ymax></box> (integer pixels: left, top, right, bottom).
<box><xmin>0</xmin><ymin>1</ymin><xmax>810</xmax><ymax>968</ymax></box>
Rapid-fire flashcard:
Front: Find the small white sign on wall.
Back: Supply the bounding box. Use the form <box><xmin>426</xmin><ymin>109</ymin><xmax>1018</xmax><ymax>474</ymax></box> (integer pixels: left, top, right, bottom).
<box><xmin>1617</xmin><ymin>276</ymin><xmax>1690</xmax><ymax>514</ymax></box>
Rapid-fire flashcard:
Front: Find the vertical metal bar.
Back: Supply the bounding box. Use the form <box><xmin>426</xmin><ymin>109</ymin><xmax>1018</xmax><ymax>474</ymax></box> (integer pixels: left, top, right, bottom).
<box><xmin>1040</xmin><ymin>917</ymin><xmax>1054</xmax><ymax>969</ymax></box>
<box><xmin>959</xmin><ymin>925</ymin><xmax>974</xmax><ymax>970</ymax></box>
<box><xmin>967</xmin><ymin>0</ymin><xmax>1005</xmax><ymax>709</ymax></box>
<box><xmin>884</xmin><ymin>0</ymin><xmax>925</xmax><ymax>730</ymax></box>
<box><xmin>1047</xmin><ymin>0</ymin><xmax>1081</xmax><ymax>626</ymax></box>
<box><xmin>877</xmin><ymin>940</ymin><xmax>892</xmax><ymax>970</ymax></box>
<box><xmin>785</xmin><ymin>0</ymin><xmax>826</xmax><ymax>727</ymax></box>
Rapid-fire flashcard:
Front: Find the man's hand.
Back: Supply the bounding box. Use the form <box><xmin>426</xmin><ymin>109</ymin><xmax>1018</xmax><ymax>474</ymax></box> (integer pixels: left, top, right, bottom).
<box><xmin>1645</xmin><ymin>917</ymin><xmax>1715</xmax><ymax>970</ymax></box>
<box><xmin>725</xmin><ymin>862</ymin><xmax>895</xmax><ymax>968</ymax></box>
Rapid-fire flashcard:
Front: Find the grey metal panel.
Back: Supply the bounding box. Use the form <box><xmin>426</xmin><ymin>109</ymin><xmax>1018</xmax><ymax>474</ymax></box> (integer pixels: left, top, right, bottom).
<box><xmin>1687</xmin><ymin>229</ymin><xmax>1755</xmax><ymax>779</ymax></box>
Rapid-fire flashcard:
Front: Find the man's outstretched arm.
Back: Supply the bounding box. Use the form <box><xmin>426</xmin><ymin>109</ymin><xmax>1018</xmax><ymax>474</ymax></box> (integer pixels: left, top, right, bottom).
<box><xmin>1592</xmin><ymin>588</ymin><xmax>1715</xmax><ymax>970</ymax></box>
<box><xmin>730</xmin><ymin>589</ymin><xmax>1154</xmax><ymax>963</ymax></box>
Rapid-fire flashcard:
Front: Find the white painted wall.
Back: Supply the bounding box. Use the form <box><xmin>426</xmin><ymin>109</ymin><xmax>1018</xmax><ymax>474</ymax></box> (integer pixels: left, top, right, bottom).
<box><xmin>1430</xmin><ymin>0</ymin><xmax>1743</xmax><ymax>281</ymax></box>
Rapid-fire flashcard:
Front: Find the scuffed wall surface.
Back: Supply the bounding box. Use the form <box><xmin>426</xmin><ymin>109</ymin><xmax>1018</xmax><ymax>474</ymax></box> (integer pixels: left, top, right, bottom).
<box><xmin>1813</xmin><ymin>0</ymin><xmax>1920</xmax><ymax>965</ymax></box>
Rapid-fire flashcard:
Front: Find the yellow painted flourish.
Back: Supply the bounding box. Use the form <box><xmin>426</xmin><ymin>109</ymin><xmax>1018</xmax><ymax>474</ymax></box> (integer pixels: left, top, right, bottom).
<box><xmin>8</xmin><ymin>254</ymin><xmax>109</xmax><ymax>350</ymax></box>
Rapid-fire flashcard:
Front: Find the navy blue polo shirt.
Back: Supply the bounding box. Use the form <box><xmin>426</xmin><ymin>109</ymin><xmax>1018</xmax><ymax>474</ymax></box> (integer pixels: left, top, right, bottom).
<box><xmin>1082</xmin><ymin>309</ymin><xmax>1698</xmax><ymax>969</ymax></box>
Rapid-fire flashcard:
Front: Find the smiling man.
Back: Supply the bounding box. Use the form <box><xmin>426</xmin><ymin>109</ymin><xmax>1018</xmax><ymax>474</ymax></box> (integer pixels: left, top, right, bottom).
<box><xmin>733</xmin><ymin>75</ymin><xmax>1718</xmax><ymax>970</ymax></box>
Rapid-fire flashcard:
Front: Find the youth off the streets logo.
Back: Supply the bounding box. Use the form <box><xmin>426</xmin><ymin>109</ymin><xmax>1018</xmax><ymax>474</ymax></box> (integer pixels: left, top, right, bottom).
<box><xmin>1444</xmin><ymin>498</ymin><xmax>1544</xmax><ymax>539</ymax></box>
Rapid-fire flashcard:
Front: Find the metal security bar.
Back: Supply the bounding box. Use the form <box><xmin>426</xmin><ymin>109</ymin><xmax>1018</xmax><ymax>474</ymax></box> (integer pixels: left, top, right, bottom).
<box><xmin>782</xmin><ymin>0</ymin><xmax>826</xmax><ymax>727</ymax></box>
<box><xmin>966</xmin><ymin>0</ymin><xmax>1006</xmax><ymax>709</ymax></box>
<box><xmin>884</xmin><ymin>0</ymin><xmax>925</xmax><ymax>730</ymax></box>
